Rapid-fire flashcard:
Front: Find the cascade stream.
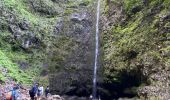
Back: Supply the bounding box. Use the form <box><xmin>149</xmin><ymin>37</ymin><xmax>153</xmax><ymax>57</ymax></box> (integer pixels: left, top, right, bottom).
<box><xmin>92</xmin><ymin>0</ymin><xmax>101</xmax><ymax>99</ymax></box>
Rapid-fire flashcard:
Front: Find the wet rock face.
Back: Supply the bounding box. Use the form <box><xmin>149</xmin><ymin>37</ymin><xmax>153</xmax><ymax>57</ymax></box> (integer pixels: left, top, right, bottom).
<box><xmin>28</xmin><ymin>0</ymin><xmax>63</xmax><ymax>16</ymax></box>
<box><xmin>101</xmin><ymin>2</ymin><xmax>125</xmax><ymax>31</ymax></box>
<box><xmin>54</xmin><ymin>19</ymin><xmax>64</xmax><ymax>34</ymax></box>
<box><xmin>0</xmin><ymin>4</ymin><xmax>42</xmax><ymax>50</ymax></box>
<box><xmin>17</xmin><ymin>61</ymin><xmax>29</xmax><ymax>69</ymax></box>
<box><xmin>50</xmin><ymin>9</ymin><xmax>95</xmax><ymax>97</ymax></box>
<box><xmin>69</xmin><ymin>12</ymin><xmax>93</xmax><ymax>41</ymax></box>
<box><xmin>138</xmin><ymin>69</ymin><xmax>170</xmax><ymax>100</ymax></box>
<box><xmin>9</xmin><ymin>25</ymin><xmax>22</xmax><ymax>39</ymax></box>
<box><xmin>101</xmin><ymin>0</ymin><xmax>170</xmax><ymax>99</ymax></box>
<box><xmin>5</xmin><ymin>16</ymin><xmax>42</xmax><ymax>49</ymax></box>
<box><xmin>131</xmin><ymin>6</ymin><xmax>142</xmax><ymax>14</ymax></box>
<box><xmin>70</xmin><ymin>12</ymin><xmax>89</xmax><ymax>22</ymax></box>
<box><xmin>19</xmin><ymin>19</ymin><xmax>30</xmax><ymax>30</ymax></box>
<box><xmin>9</xmin><ymin>23</ymin><xmax>39</xmax><ymax>49</ymax></box>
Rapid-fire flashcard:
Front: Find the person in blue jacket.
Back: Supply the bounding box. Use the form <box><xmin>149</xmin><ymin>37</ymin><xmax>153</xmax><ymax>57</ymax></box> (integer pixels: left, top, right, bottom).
<box><xmin>11</xmin><ymin>84</ymin><xmax>20</xmax><ymax>100</ymax></box>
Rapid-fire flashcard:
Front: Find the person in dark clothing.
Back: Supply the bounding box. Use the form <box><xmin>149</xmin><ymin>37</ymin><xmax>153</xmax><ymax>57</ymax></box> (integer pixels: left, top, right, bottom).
<box><xmin>45</xmin><ymin>86</ymin><xmax>49</xmax><ymax>98</ymax></box>
<box><xmin>29</xmin><ymin>83</ymin><xmax>39</xmax><ymax>100</ymax></box>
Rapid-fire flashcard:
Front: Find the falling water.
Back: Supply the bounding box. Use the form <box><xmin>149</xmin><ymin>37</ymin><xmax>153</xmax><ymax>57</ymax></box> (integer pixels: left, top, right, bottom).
<box><xmin>92</xmin><ymin>0</ymin><xmax>100</xmax><ymax>99</ymax></box>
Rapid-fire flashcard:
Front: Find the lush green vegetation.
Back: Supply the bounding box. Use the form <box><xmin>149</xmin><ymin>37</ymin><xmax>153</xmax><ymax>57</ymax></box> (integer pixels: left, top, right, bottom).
<box><xmin>0</xmin><ymin>0</ymin><xmax>58</xmax><ymax>84</ymax></box>
<box><xmin>0</xmin><ymin>49</ymin><xmax>32</xmax><ymax>84</ymax></box>
<box><xmin>0</xmin><ymin>0</ymin><xmax>94</xmax><ymax>86</ymax></box>
<box><xmin>102</xmin><ymin>0</ymin><xmax>170</xmax><ymax>98</ymax></box>
<box><xmin>1</xmin><ymin>0</ymin><xmax>170</xmax><ymax>99</ymax></box>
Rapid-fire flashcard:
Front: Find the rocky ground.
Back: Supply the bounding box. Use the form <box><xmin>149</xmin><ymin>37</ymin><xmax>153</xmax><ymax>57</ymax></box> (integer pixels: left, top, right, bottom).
<box><xmin>0</xmin><ymin>84</ymin><xmax>64</xmax><ymax>100</ymax></box>
<box><xmin>0</xmin><ymin>67</ymin><xmax>64</xmax><ymax>100</ymax></box>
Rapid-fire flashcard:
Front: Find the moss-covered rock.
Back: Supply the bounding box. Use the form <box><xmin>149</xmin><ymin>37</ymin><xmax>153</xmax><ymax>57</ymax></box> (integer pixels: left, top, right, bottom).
<box><xmin>102</xmin><ymin>0</ymin><xmax>170</xmax><ymax>99</ymax></box>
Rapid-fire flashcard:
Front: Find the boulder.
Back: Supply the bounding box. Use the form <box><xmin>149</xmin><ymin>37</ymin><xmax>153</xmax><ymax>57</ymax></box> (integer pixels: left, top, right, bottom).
<box><xmin>70</xmin><ymin>12</ymin><xmax>89</xmax><ymax>22</ymax></box>
<box><xmin>19</xmin><ymin>18</ymin><xmax>30</xmax><ymax>30</ymax></box>
<box><xmin>54</xmin><ymin>19</ymin><xmax>64</xmax><ymax>34</ymax></box>
<box><xmin>47</xmin><ymin>95</ymin><xmax>64</xmax><ymax>100</ymax></box>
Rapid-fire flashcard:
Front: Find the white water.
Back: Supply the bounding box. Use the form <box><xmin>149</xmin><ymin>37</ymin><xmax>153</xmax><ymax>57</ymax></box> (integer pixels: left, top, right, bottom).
<box><xmin>92</xmin><ymin>0</ymin><xmax>100</xmax><ymax>99</ymax></box>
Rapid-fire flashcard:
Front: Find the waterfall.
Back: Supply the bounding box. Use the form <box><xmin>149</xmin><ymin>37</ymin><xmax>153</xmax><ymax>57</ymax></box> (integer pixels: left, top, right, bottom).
<box><xmin>92</xmin><ymin>0</ymin><xmax>100</xmax><ymax>99</ymax></box>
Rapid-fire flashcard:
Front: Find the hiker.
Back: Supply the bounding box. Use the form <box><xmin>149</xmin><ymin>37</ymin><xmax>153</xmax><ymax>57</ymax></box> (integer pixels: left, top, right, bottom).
<box><xmin>0</xmin><ymin>83</ymin><xmax>2</xmax><ymax>97</ymax></box>
<box><xmin>5</xmin><ymin>81</ymin><xmax>13</xmax><ymax>100</ymax></box>
<box><xmin>5</xmin><ymin>83</ymin><xmax>20</xmax><ymax>100</ymax></box>
<box><xmin>0</xmin><ymin>83</ymin><xmax>4</xmax><ymax>100</ymax></box>
<box><xmin>11</xmin><ymin>84</ymin><xmax>20</xmax><ymax>100</ymax></box>
<box><xmin>37</xmin><ymin>85</ymin><xmax>43</xmax><ymax>100</ymax></box>
<box><xmin>45</xmin><ymin>86</ymin><xmax>49</xmax><ymax>98</ymax></box>
<box><xmin>29</xmin><ymin>83</ymin><xmax>39</xmax><ymax>100</ymax></box>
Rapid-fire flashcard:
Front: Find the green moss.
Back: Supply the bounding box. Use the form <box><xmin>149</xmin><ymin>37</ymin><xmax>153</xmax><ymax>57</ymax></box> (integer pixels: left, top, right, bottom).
<box><xmin>0</xmin><ymin>32</ymin><xmax>32</xmax><ymax>84</ymax></box>
<box><xmin>164</xmin><ymin>22</ymin><xmax>170</xmax><ymax>28</ymax></box>
<box><xmin>123</xmin><ymin>0</ymin><xmax>142</xmax><ymax>14</ymax></box>
<box><xmin>102</xmin><ymin>0</ymin><xmax>170</xmax><ymax>86</ymax></box>
<box><xmin>163</xmin><ymin>0</ymin><xmax>170</xmax><ymax>8</ymax></box>
<box><xmin>3</xmin><ymin>0</ymin><xmax>37</xmax><ymax>24</ymax></box>
<box><xmin>149</xmin><ymin>0</ymin><xmax>161</xmax><ymax>6</ymax></box>
<box><xmin>0</xmin><ymin>72</ymin><xmax>6</xmax><ymax>81</ymax></box>
<box><xmin>0</xmin><ymin>50</ymin><xmax>32</xmax><ymax>84</ymax></box>
<box><xmin>0</xmin><ymin>32</ymin><xmax>11</xmax><ymax>49</ymax></box>
<box><xmin>0</xmin><ymin>0</ymin><xmax>94</xmax><ymax>87</ymax></box>
<box><xmin>115</xmin><ymin>12</ymin><xmax>143</xmax><ymax>34</ymax></box>
<box><xmin>64</xmin><ymin>9</ymin><xmax>75</xmax><ymax>15</ymax></box>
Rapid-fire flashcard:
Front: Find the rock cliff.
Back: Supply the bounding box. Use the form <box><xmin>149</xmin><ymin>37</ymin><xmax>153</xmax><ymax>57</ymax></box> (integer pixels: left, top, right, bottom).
<box><xmin>0</xmin><ymin>0</ymin><xmax>170</xmax><ymax>100</ymax></box>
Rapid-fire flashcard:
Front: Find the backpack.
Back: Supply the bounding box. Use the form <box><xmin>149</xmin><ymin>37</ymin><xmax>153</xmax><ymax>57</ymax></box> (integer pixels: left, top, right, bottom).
<box><xmin>38</xmin><ymin>88</ymin><xmax>41</xmax><ymax>92</ymax></box>
<box><xmin>37</xmin><ymin>88</ymin><xmax>41</xmax><ymax>96</ymax></box>
<box><xmin>29</xmin><ymin>87</ymin><xmax>35</xmax><ymax>96</ymax></box>
<box><xmin>12</xmin><ymin>89</ymin><xmax>18</xmax><ymax>100</ymax></box>
<box><xmin>12</xmin><ymin>90</ymin><xmax>16</xmax><ymax>97</ymax></box>
<box><xmin>45</xmin><ymin>88</ymin><xmax>49</xmax><ymax>93</ymax></box>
